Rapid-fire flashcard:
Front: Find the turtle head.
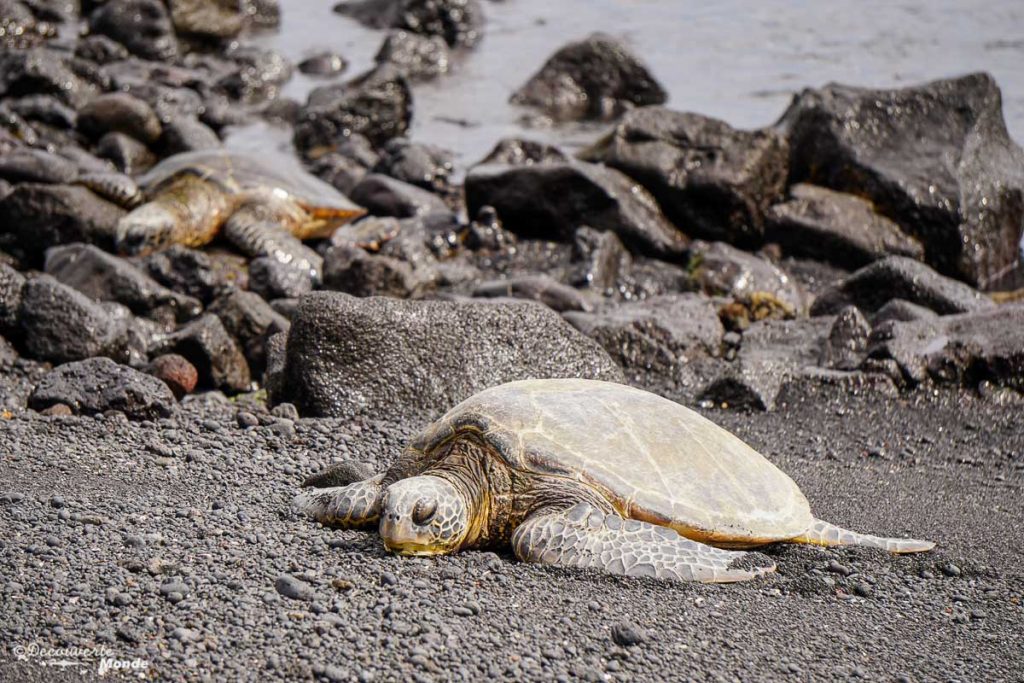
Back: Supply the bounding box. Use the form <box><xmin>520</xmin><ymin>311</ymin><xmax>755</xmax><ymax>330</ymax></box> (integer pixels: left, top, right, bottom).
<box><xmin>379</xmin><ymin>476</ymin><xmax>469</xmax><ymax>556</ymax></box>
<box><xmin>116</xmin><ymin>203</ymin><xmax>178</xmax><ymax>255</ymax></box>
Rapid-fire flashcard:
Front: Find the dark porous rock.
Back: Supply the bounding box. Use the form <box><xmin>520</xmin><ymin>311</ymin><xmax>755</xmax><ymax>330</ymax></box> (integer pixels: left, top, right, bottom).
<box><xmin>0</xmin><ymin>262</ymin><xmax>26</xmax><ymax>338</ymax></box>
<box><xmin>766</xmin><ymin>184</ymin><xmax>924</xmax><ymax>269</ymax></box>
<box><xmin>698</xmin><ymin>317</ymin><xmax>831</xmax><ymax>411</ymax></box>
<box><xmin>299</xmin><ymin>51</ymin><xmax>348</xmax><ymax>77</ymax></box>
<box><xmin>0</xmin><ymin>1</ymin><xmax>56</xmax><ymax>49</ymax></box>
<box><xmin>465</xmin><ymin>161</ymin><xmax>687</xmax><ymax>259</ymax></box>
<box><xmin>77</xmin><ymin>92</ymin><xmax>162</xmax><ymax>145</ymax></box>
<box><xmin>217</xmin><ymin>44</ymin><xmax>293</xmax><ymax>103</ymax></box>
<box><xmin>569</xmin><ymin>226</ymin><xmax>631</xmax><ymax>292</ymax></box>
<box><xmin>248</xmin><ymin>257</ymin><xmax>314</xmax><ymax>301</ymax></box>
<box><xmin>308</xmin><ymin>152</ymin><xmax>370</xmax><ymax>196</ymax></box>
<box><xmin>323</xmin><ymin>244</ymin><xmax>426</xmax><ymax>299</ymax></box>
<box><xmin>335</xmin><ymin>0</ymin><xmax>482</xmax><ymax>49</ymax></box>
<box><xmin>294</xmin><ymin>64</ymin><xmax>412</xmax><ymax>152</ymax></box>
<box><xmin>0</xmin><ymin>49</ymin><xmax>96</xmax><ymax>109</ymax></box>
<box><xmin>269</xmin><ymin>298</ymin><xmax>298</xmax><ymax>320</ymax></box>
<box><xmin>473</xmin><ymin>275</ymin><xmax>591</xmax><ymax>313</ymax></box>
<box><xmin>150</xmin><ymin>314</ymin><xmax>251</xmax><ymax>393</ymax></box>
<box><xmin>349</xmin><ymin>173</ymin><xmax>449</xmax><ymax>218</ymax></box>
<box><xmin>811</xmin><ymin>256</ymin><xmax>995</xmax><ymax>316</ymax></box>
<box><xmin>262</xmin><ymin>330</ymin><xmax>287</xmax><ymax>399</ymax></box>
<box><xmin>273</xmin><ymin>292</ymin><xmax>623</xmax><ymax>419</ymax></box>
<box><xmin>144</xmin><ymin>353</ymin><xmax>198</xmax><ymax>399</ymax></box>
<box><xmin>29</xmin><ymin>357</ymin><xmax>176</xmax><ymax>420</ymax></box>
<box><xmin>375</xmin><ymin>138</ymin><xmax>454</xmax><ymax>195</ymax></box>
<box><xmin>159</xmin><ymin>117</ymin><xmax>221</xmax><ymax>154</ymax></box>
<box><xmin>584</xmin><ymin>108</ymin><xmax>788</xmax><ymax>247</ymax></box>
<box><xmin>480</xmin><ymin>138</ymin><xmax>568</xmax><ymax>167</ymax></box>
<box><xmin>0</xmin><ymin>183</ymin><xmax>124</xmax><ymax>261</ymax></box>
<box><xmin>564</xmin><ymin>293</ymin><xmax>724</xmax><ymax>400</ymax></box>
<box><xmin>872</xmin><ymin>299</ymin><xmax>939</xmax><ymax>326</ymax></box>
<box><xmin>689</xmin><ymin>241</ymin><xmax>807</xmax><ymax>316</ymax></box>
<box><xmin>819</xmin><ymin>306</ymin><xmax>870</xmax><ymax>371</ymax></box>
<box><xmin>511</xmin><ymin>33</ymin><xmax>666</xmax><ymax>122</ymax></box>
<box><xmin>0</xmin><ymin>148</ymin><xmax>77</xmax><ymax>184</ymax></box>
<box><xmin>778</xmin><ymin>73</ymin><xmax>1024</xmax><ymax>288</ymax></box>
<box><xmin>141</xmin><ymin>246</ymin><xmax>244</xmax><ymax>304</ymax></box>
<box><xmin>375</xmin><ymin>30</ymin><xmax>449</xmax><ymax>82</ymax></box>
<box><xmin>18</xmin><ymin>275</ymin><xmax>133</xmax><ymax>363</ymax></box>
<box><xmin>45</xmin><ymin>243</ymin><xmax>201</xmax><ymax>323</ymax></box>
<box><xmin>168</xmin><ymin>0</ymin><xmax>246</xmax><ymax>41</ymax></box>
<box><xmin>89</xmin><ymin>0</ymin><xmax>179</xmax><ymax>62</ymax></box>
<box><xmin>868</xmin><ymin>304</ymin><xmax>1024</xmax><ymax>390</ymax></box>
<box><xmin>8</xmin><ymin>94</ymin><xmax>77</xmax><ymax>130</ymax></box>
<box><xmin>208</xmin><ymin>289</ymin><xmax>290</xmax><ymax>375</ymax></box>
<box><xmin>95</xmin><ymin>131</ymin><xmax>156</xmax><ymax>174</ymax></box>
<box><xmin>74</xmin><ymin>35</ymin><xmax>130</xmax><ymax>65</ymax></box>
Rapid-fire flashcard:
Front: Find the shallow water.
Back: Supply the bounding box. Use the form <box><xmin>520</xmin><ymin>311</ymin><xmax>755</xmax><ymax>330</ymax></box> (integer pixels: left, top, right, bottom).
<box><xmin>232</xmin><ymin>0</ymin><xmax>1024</xmax><ymax>169</ymax></box>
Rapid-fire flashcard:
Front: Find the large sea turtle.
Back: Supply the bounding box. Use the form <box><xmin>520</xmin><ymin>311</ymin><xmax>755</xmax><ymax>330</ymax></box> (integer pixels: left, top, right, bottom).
<box><xmin>294</xmin><ymin>379</ymin><xmax>934</xmax><ymax>583</ymax></box>
<box><xmin>115</xmin><ymin>149</ymin><xmax>365</xmax><ymax>279</ymax></box>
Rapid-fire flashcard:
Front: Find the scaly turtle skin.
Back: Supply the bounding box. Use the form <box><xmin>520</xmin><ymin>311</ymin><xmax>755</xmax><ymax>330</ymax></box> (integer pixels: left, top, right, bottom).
<box><xmin>294</xmin><ymin>379</ymin><xmax>934</xmax><ymax>583</ymax></box>
<box><xmin>115</xmin><ymin>150</ymin><xmax>365</xmax><ymax>280</ymax></box>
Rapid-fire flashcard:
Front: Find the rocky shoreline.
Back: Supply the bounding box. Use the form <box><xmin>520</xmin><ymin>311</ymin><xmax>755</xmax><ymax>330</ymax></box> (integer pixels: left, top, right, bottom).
<box><xmin>1</xmin><ymin>1</ymin><xmax>1023</xmax><ymax>681</ymax></box>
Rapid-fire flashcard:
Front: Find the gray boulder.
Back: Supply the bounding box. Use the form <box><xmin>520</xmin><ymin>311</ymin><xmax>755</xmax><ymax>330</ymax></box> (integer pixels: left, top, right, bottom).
<box><xmin>819</xmin><ymin>306</ymin><xmax>870</xmax><ymax>371</ymax></box>
<box><xmin>375</xmin><ymin>30</ymin><xmax>449</xmax><ymax>82</ymax></box>
<box><xmin>323</xmin><ymin>244</ymin><xmax>427</xmax><ymax>299</ymax></box>
<box><xmin>778</xmin><ymin>73</ymin><xmax>1024</xmax><ymax>288</ymax></box>
<box><xmin>698</xmin><ymin>318</ymin><xmax>831</xmax><ymax>411</ymax></box>
<box><xmin>294</xmin><ymin>65</ymin><xmax>412</xmax><ymax>152</ymax></box>
<box><xmin>765</xmin><ymin>184</ymin><xmax>924</xmax><ymax>268</ymax></box>
<box><xmin>76</xmin><ymin>92</ymin><xmax>162</xmax><ymax>145</ymax></box>
<box><xmin>0</xmin><ymin>183</ymin><xmax>125</xmax><ymax>260</ymax></box>
<box><xmin>349</xmin><ymin>174</ymin><xmax>449</xmax><ymax>218</ymax></box>
<box><xmin>208</xmin><ymin>289</ymin><xmax>289</xmax><ymax>375</ymax></box>
<box><xmin>29</xmin><ymin>357</ymin><xmax>176</xmax><ymax>420</ymax></box>
<box><xmin>811</xmin><ymin>256</ymin><xmax>995</xmax><ymax>316</ymax></box>
<box><xmin>150</xmin><ymin>314</ymin><xmax>251</xmax><ymax>393</ymax></box>
<box><xmin>168</xmin><ymin>0</ymin><xmax>247</xmax><ymax>40</ymax></box>
<box><xmin>0</xmin><ymin>262</ymin><xmax>25</xmax><ymax>338</ymax></box>
<box><xmin>511</xmin><ymin>33</ymin><xmax>666</xmax><ymax>122</ymax></box>
<box><xmin>335</xmin><ymin>0</ymin><xmax>482</xmax><ymax>49</ymax></box>
<box><xmin>868</xmin><ymin>303</ymin><xmax>1024</xmax><ymax>390</ymax></box>
<box><xmin>564</xmin><ymin>294</ymin><xmax>724</xmax><ymax>401</ymax></box>
<box><xmin>689</xmin><ymin>241</ymin><xmax>807</xmax><ymax>315</ymax></box>
<box><xmin>473</xmin><ymin>275</ymin><xmax>591</xmax><ymax>313</ymax></box>
<box><xmin>273</xmin><ymin>292</ymin><xmax>623</xmax><ymax>420</ymax></box>
<box><xmin>18</xmin><ymin>275</ymin><xmax>134</xmax><ymax>364</ymax></box>
<box><xmin>45</xmin><ymin>243</ymin><xmax>201</xmax><ymax>323</ymax></box>
<box><xmin>464</xmin><ymin>161</ymin><xmax>688</xmax><ymax>259</ymax></box>
<box><xmin>569</xmin><ymin>226</ymin><xmax>631</xmax><ymax>292</ymax></box>
<box><xmin>0</xmin><ymin>148</ymin><xmax>78</xmax><ymax>185</ymax></box>
<box><xmin>582</xmin><ymin>107</ymin><xmax>789</xmax><ymax>247</ymax></box>
<box><xmin>89</xmin><ymin>0</ymin><xmax>179</xmax><ymax>62</ymax></box>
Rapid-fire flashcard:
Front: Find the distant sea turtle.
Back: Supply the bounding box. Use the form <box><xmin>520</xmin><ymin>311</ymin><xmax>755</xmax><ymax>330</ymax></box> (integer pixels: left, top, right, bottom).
<box><xmin>294</xmin><ymin>379</ymin><xmax>934</xmax><ymax>583</ymax></box>
<box><xmin>115</xmin><ymin>149</ymin><xmax>365</xmax><ymax>279</ymax></box>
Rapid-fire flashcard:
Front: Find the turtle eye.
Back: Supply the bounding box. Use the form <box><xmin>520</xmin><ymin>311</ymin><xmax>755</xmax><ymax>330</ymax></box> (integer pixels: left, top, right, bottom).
<box><xmin>412</xmin><ymin>499</ymin><xmax>438</xmax><ymax>526</ymax></box>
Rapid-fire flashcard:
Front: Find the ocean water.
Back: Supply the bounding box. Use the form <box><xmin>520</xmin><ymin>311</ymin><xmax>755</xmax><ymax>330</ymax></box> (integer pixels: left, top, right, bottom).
<box><xmin>233</xmin><ymin>0</ymin><xmax>1024</xmax><ymax>169</ymax></box>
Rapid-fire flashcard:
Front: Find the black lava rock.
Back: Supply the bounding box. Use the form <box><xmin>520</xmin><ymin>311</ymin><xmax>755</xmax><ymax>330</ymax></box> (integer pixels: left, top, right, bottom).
<box><xmin>29</xmin><ymin>357</ymin><xmax>176</xmax><ymax>420</ymax></box>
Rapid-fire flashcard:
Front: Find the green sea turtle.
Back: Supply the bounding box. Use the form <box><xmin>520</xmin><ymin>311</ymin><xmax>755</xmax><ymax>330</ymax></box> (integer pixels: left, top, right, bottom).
<box><xmin>294</xmin><ymin>379</ymin><xmax>934</xmax><ymax>583</ymax></box>
<box><xmin>115</xmin><ymin>149</ymin><xmax>365</xmax><ymax>279</ymax></box>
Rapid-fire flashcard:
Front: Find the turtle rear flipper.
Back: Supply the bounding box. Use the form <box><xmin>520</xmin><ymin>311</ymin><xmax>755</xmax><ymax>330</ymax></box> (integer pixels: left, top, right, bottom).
<box><xmin>790</xmin><ymin>518</ymin><xmax>935</xmax><ymax>554</ymax></box>
<box><xmin>511</xmin><ymin>503</ymin><xmax>776</xmax><ymax>583</ymax></box>
<box><xmin>292</xmin><ymin>474</ymin><xmax>385</xmax><ymax>529</ymax></box>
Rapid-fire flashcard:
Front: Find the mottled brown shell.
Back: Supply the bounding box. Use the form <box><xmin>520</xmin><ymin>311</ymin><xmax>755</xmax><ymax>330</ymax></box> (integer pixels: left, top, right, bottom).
<box><xmin>139</xmin><ymin>149</ymin><xmax>364</xmax><ymax>217</ymax></box>
<box><xmin>406</xmin><ymin>378</ymin><xmax>813</xmax><ymax>544</ymax></box>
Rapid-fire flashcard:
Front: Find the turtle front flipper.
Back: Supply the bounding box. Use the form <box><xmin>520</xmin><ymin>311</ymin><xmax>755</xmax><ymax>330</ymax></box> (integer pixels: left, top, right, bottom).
<box><xmin>790</xmin><ymin>518</ymin><xmax>935</xmax><ymax>554</ymax></box>
<box><xmin>292</xmin><ymin>474</ymin><xmax>385</xmax><ymax>529</ymax></box>
<box><xmin>511</xmin><ymin>503</ymin><xmax>776</xmax><ymax>583</ymax></box>
<box><xmin>223</xmin><ymin>200</ymin><xmax>324</xmax><ymax>284</ymax></box>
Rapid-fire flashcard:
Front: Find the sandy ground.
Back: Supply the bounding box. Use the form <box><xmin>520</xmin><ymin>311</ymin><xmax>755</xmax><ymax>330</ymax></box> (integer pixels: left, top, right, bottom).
<box><xmin>1</xmin><ymin>380</ymin><xmax>1021</xmax><ymax>682</ymax></box>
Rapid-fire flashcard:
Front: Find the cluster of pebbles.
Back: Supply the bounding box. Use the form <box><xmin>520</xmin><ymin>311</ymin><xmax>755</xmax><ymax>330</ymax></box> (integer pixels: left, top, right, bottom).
<box><xmin>1</xmin><ymin>0</ymin><xmax>1023</xmax><ymax>680</ymax></box>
